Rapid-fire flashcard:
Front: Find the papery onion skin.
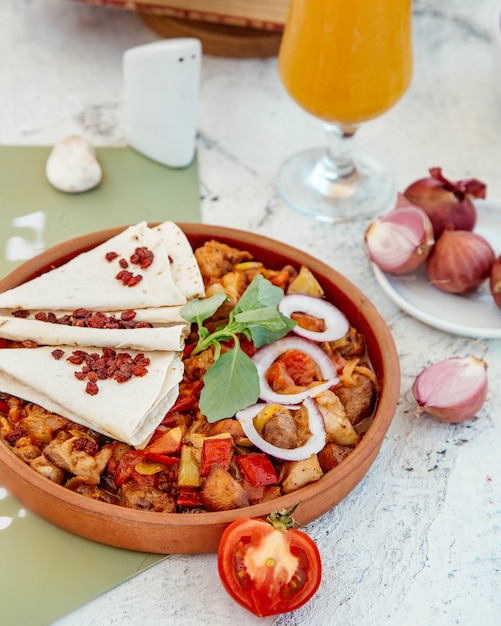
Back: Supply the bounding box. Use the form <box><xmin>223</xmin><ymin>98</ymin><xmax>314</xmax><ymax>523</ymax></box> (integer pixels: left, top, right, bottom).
<box><xmin>412</xmin><ymin>356</ymin><xmax>488</xmax><ymax>423</ymax></box>
<box><xmin>490</xmin><ymin>256</ymin><xmax>501</xmax><ymax>309</ymax></box>
<box><xmin>403</xmin><ymin>167</ymin><xmax>486</xmax><ymax>238</ymax></box>
<box><xmin>278</xmin><ymin>294</ymin><xmax>349</xmax><ymax>342</ymax></box>
<box><xmin>426</xmin><ymin>229</ymin><xmax>495</xmax><ymax>294</ymax></box>
<box><xmin>364</xmin><ymin>199</ymin><xmax>434</xmax><ymax>275</ymax></box>
<box><xmin>235</xmin><ymin>397</ymin><xmax>326</xmax><ymax>461</ymax></box>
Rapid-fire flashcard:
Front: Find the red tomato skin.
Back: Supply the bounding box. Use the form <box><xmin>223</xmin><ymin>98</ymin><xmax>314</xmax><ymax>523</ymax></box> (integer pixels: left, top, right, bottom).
<box><xmin>218</xmin><ymin>517</ymin><xmax>321</xmax><ymax>617</ymax></box>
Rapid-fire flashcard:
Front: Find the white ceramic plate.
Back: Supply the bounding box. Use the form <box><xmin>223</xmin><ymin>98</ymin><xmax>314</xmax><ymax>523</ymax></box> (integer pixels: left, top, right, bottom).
<box><xmin>372</xmin><ymin>200</ymin><xmax>501</xmax><ymax>338</ymax></box>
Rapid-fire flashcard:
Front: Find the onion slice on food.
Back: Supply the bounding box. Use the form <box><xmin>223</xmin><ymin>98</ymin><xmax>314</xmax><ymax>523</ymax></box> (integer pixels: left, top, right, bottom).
<box><xmin>278</xmin><ymin>294</ymin><xmax>350</xmax><ymax>342</ymax></box>
<box><xmin>236</xmin><ymin>397</ymin><xmax>326</xmax><ymax>461</ymax></box>
<box><xmin>252</xmin><ymin>336</ymin><xmax>339</xmax><ymax>405</ymax></box>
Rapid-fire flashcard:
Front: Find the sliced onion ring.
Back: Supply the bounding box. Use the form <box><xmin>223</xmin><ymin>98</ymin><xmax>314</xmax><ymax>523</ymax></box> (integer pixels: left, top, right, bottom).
<box><xmin>278</xmin><ymin>294</ymin><xmax>349</xmax><ymax>342</ymax></box>
<box><xmin>236</xmin><ymin>397</ymin><xmax>326</xmax><ymax>461</ymax></box>
<box><xmin>252</xmin><ymin>336</ymin><xmax>338</xmax><ymax>404</ymax></box>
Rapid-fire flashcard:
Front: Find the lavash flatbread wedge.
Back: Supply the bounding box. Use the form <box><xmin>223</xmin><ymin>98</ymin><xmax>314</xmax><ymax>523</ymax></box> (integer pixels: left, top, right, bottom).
<box><xmin>0</xmin><ymin>221</ymin><xmax>204</xmax><ymax>311</ymax></box>
<box><xmin>0</xmin><ymin>346</ymin><xmax>183</xmax><ymax>448</ymax></box>
<box><xmin>0</xmin><ymin>315</ymin><xmax>188</xmax><ymax>352</ymax></box>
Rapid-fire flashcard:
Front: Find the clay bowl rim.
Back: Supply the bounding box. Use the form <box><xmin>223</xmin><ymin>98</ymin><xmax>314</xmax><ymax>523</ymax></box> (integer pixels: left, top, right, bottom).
<box><xmin>0</xmin><ymin>223</ymin><xmax>400</xmax><ymax>548</ymax></box>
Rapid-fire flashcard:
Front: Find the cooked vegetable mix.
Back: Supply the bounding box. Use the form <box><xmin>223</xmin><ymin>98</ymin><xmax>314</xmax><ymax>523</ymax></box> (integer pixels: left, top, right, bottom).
<box><xmin>0</xmin><ymin>238</ymin><xmax>378</xmax><ymax>513</ymax></box>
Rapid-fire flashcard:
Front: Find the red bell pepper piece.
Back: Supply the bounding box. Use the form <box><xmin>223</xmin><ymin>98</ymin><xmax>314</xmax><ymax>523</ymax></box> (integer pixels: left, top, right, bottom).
<box><xmin>236</xmin><ymin>452</ymin><xmax>278</xmax><ymax>486</ymax></box>
<box><xmin>0</xmin><ymin>399</ymin><xmax>10</xmax><ymax>414</ymax></box>
<box><xmin>176</xmin><ymin>487</ymin><xmax>201</xmax><ymax>508</ymax></box>
<box><xmin>199</xmin><ymin>437</ymin><xmax>233</xmax><ymax>477</ymax></box>
<box><xmin>144</xmin><ymin>451</ymin><xmax>179</xmax><ymax>466</ymax></box>
<box><xmin>114</xmin><ymin>449</ymin><xmax>145</xmax><ymax>486</ymax></box>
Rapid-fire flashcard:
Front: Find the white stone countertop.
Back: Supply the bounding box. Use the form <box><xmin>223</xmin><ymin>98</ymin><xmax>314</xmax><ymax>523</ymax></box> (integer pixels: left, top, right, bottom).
<box><xmin>1</xmin><ymin>1</ymin><xmax>501</xmax><ymax>625</ymax></box>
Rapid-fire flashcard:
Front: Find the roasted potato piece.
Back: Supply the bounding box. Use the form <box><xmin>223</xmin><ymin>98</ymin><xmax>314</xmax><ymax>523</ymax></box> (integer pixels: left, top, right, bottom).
<box><xmin>315</xmin><ymin>390</ymin><xmax>360</xmax><ymax>446</ymax></box>
<box><xmin>201</xmin><ymin>464</ymin><xmax>250</xmax><ymax>511</ymax></box>
<box><xmin>206</xmin><ymin>418</ymin><xmax>245</xmax><ymax>440</ymax></box>
<box><xmin>318</xmin><ymin>442</ymin><xmax>355</xmax><ymax>473</ymax></box>
<box><xmin>280</xmin><ymin>454</ymin><xmax>323</xmax><ymax>494</ymax></box>
<box><xmin>286</xmin><ymin>265</ymin><xmax>325</xmax><ymax>298</ymax></box>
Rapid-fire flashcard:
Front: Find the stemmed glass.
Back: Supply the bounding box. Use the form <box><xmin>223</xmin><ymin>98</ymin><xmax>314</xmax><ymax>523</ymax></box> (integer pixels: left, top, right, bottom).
<box><xmin>276</xmin><ymin>0</ymin><xmax>413</xmax><ymax>222</ymax></box>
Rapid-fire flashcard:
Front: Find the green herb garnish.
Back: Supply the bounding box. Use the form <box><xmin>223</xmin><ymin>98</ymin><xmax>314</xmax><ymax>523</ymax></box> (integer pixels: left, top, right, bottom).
<box><xmin>180</xmin><ymin>274</ymin><xmax>296</xmax><ymax>423</ymax></box>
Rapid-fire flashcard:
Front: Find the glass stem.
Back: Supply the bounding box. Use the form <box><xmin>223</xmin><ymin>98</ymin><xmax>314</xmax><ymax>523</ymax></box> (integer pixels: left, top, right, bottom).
<box><xmin>322</xmin><ymin>123</ymin><xmax>359</xmax><ymax>180</ymax></box>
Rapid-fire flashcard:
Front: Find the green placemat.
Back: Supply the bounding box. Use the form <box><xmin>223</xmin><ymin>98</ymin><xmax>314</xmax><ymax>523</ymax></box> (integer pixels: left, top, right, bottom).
<box><xmin>0</xmin><ymin>145</ymin><xmax>201</xmax><ymax>626</ymax></box>
<box><xmin>0</xmin><ymin>145</ymin><xmax>200</xmax><ymax>278</ymax></box>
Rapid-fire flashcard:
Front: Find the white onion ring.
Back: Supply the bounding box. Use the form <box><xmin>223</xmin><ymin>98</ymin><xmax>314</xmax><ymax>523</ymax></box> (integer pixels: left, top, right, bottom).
<box><xmin>278</xmin><ymin>294</ymin><xmax>349</xmax><ymax>342</ymax></box>
<box><xmin>252</xmin><ymin>336</ymin><xmax>338</xmax><ymax>404</ymax></box>
<box><xmin>236</xmin><ymin>397</ymin><xmax>326</xmax><ymax>461</ymax></box>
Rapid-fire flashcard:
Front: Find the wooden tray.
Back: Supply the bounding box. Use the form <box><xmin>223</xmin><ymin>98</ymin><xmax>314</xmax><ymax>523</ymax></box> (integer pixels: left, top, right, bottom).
<box><xmin>139</xmin><ymin>13</ymin><xmax>282</xmax><ymax>57</ymax></box>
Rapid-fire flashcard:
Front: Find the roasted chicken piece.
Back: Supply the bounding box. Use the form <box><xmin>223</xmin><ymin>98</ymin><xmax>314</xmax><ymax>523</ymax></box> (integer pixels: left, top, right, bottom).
<box><xmin>119</xmin><ymin>482</ymin><xmax>176</xmax><ymax>512</ymax></box>
<box><xmin>334</xmin><ymin>373</ymin><xmax>376</xmax><ymax>425</ymax></box>
<box><xmin>195</xmin><ymin>240</ymin><xmax>253</xmax><ymax>281</ymax></box>
<box><xmin>43</xmin><ymin>434</ymin><xmax>113</xmax><ymax>485</ymax></box>
<box><xmin>18</xmin><ymin>403</ymin><xmax>69</xmax><ymax>444</ymax></box>
<box><xmin>29</xmin><ymin>454</ymin><xmax>65</xmax><ymax>483</ymax></box>
<box><xmin>262</xmin><ymin>407</ymin><xmax>298</xmax><ymax>449</ymax></box>
<box><xmin>315</xmin><ymin>390</ymin><xmax>360</xmax><ymax>446</ymax></box>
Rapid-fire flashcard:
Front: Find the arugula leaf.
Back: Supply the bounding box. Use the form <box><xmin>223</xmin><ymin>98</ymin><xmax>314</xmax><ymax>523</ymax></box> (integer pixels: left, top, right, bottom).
<box><xmin>180</xmin><ymin>275</ymin><xmax>296</xmax><ymax>422</ymax></box>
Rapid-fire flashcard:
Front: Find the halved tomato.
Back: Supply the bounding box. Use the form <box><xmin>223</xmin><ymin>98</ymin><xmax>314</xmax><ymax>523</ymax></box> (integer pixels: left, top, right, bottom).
<box><xmin>217</xmin><ymin>507</ymin><xmax>321</xmax><ymax>617</ymax></box>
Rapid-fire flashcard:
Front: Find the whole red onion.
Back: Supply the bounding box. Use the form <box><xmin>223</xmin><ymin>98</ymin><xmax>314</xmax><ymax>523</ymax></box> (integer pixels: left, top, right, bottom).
<box><xmin>490</xmin><ymin>256</ymin><xmax>501</xmax><ymax>309</ymax></box>
<box><xmin>403</xmin><ymin>167</ymin><xmax>486</xmax><ymax>238</ymax></box>
<box><xmin>426</xmin><ymin>229</ymin><xmax>495</xmax><ymax>294</ymax></box>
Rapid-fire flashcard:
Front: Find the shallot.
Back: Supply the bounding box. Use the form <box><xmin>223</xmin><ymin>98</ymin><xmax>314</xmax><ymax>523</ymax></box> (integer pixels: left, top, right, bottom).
<box><xmin>403</xmin><ymin>167</ymin><xmax>486</xmax><ymax>238</ymax></box>
<box><xmin>426</xmin><ymin>229</ymin><xmax>495</xmax><ymax>294</ymax></box>
<box><xmin>252</xmin><ymin>336</ymin><xmax>338</xmax><ymax>405</ymax></box>
<box><xmin>278</xmin><ymin>294</ymin><xmax>349</xmax><ymax>342</ymax></box>
<box><xmin>236</xmin><ymin>397</ymin><xmax>326</xmax><ymax>461</ymax></box>
<box><xmin>412</xmin><ymin>356</ymin><xmax>488</xmax><ymax>423</ymax></box>
<box><xmin>490</xmin><ymin>256</ymin><xmax>501</xmax><ymax>309</ymax></box>
<box><xmin>364</xmin><ymin>195</ymin><xmax>434</xmax><ymax>274</ymax></box>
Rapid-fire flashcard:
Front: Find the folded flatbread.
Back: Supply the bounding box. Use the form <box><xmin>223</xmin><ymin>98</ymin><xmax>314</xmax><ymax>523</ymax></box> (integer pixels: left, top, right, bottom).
<box><xmin>0</xmin><ymin>315</ymin><xmax>187</xmax><ymax>352</ymax></box>
<box><xmin>0</xmin><ymin>221</ymin><xmax>204</xmax><ymax>351</ymax></box>
<box><xmin>0</xmin><ymin>345</ymin><xmax>183</xmax><ymax>447</ymax></box>
<box><xmin>0</xmin><ymin>221</ymin><xmax>204</xmax><ymax>311</ymax></box>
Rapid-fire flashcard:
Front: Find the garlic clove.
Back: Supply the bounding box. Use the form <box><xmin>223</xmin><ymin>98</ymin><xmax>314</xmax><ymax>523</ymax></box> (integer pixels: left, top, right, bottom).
<box><xmin>426</xmin><ymin>229</ymin><xmax>495</xmax><ymax>294</ymax></box>
<box><xmin>412</xmin><ymin>356</ymin><xmax>488</xmax><ymax>423</ymax></box>
<box><xmin>364</xmin><ymin>197</ymin><xmax>434</xmax><ymax>275</ymax></box>
<box><xmin>46</xmin><ymin>135</ymin><xmax>102</xmax><ymax>193</ymax></box>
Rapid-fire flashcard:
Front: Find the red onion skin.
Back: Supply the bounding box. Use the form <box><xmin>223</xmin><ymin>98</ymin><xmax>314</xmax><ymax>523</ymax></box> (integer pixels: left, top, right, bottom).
<box><xmin>426</xmin><ymin>229</ymin><xmax>495</xmax><ymax>294</ymax></box>
<box><xmin>412</xmin><ymin>356</ymin><xmax>488</xmax><ymax>423</ymax></box>
<box><xmin>490</xmin><ymin>256</ymin><xmax>501</xmax><ymax>309</ymax></box>
<box><xmin>403</xmin><ymin>168</ymin><xmax>485</xmax><ymax>238</ymax></box>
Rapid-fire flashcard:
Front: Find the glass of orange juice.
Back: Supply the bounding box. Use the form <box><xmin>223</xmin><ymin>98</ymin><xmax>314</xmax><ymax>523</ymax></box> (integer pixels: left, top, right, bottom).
<box><xmin>276</xmin><ymin>0</ymin><xmax>413</xmax><ymax>222</ymax></box>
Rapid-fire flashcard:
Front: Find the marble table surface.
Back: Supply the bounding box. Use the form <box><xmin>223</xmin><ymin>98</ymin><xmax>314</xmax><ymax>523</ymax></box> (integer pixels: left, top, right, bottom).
<box><xmin>1</xmin><ymin>1</ymin><xmax>500</xmax><ymax>624</ymax></box>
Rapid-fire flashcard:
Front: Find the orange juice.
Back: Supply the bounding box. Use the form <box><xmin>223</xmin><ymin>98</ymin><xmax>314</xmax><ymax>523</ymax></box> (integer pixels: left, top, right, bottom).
<box><xmin>278</xmin><ymin>0</ymin><xmax>413</xmax><ymax>126</ymax></box>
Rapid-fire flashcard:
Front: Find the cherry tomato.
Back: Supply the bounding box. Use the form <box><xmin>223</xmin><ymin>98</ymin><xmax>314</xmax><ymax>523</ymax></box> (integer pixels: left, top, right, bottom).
<box><xmin>217</xmin><ymin>507</ymin><xmax>321</xmax><ymax>617</ymax></box>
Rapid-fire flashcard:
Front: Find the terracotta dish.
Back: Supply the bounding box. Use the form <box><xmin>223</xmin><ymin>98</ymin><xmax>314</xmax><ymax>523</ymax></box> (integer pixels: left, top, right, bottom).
<box><xmin>0</xmin><ymin>224</ymin><xmax>400</xmax><ymax>554</ymax></box>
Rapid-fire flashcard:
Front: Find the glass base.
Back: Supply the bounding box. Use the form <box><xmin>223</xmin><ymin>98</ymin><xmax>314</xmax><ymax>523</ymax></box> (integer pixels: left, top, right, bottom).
<box><xmin>276</xmin><ymin>146</ymin><xmax>395</xmax><ymax>223</ymax></box>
